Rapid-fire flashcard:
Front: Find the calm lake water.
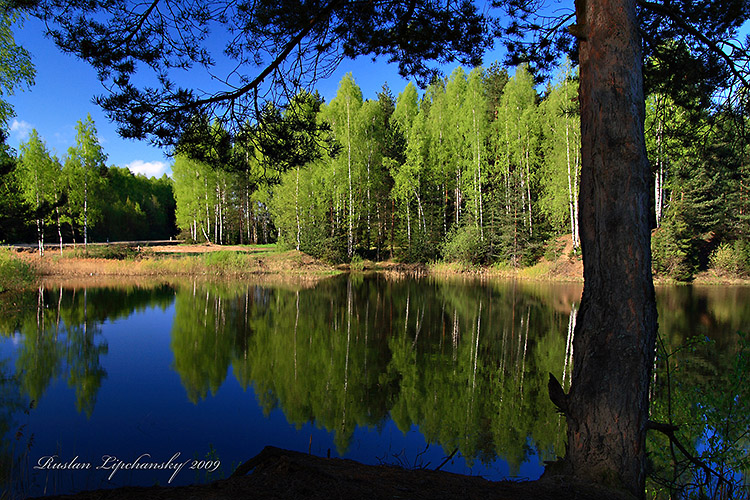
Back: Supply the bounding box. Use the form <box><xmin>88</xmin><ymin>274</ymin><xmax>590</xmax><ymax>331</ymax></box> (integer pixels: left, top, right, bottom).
<box><xmin>0</xmin><ymin>274</ymin><xmax>748</xmax><ymax>497</ymax></box>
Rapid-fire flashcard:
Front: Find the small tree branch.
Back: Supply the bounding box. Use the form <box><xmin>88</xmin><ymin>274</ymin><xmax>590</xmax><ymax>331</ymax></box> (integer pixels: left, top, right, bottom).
<box><xmin>121</xmin><ymin>0</ymin><xmax>160</xmax><ymax>49</ymax></box>
<box><xmin>637</xmin><ymin>0</ymin><xmax>750</xmax><ymax>88</ymax></box>
<box><xmin>434</xmin><ymin>448</ymin><xmax>458</xmax><ymax>471</ymax></box>
<box><xmin>647</xmin><ymin>419</ymin><xmax>731</xmax><ymax>487</ymax></box>
<box><xmin>165</xmin><ymin>0</ymin><xmax>344</xmax><ymax>115</ymax></box>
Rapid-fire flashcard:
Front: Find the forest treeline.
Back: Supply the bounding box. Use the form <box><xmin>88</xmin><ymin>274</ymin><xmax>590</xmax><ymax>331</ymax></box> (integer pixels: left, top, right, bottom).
<box><xmin>2</xmin><ymin>60</ymin><xmax>748</xmax><ymax>281</ymax></box>
<box><xmin>170</xmin><ymin>60</ymin><xmax>750</xmax><ymax>280</ymax></box>
<box><xmin>0</xmin><ymin>115</ymin><xmax>176</xmax><ymax>249</ymax></box>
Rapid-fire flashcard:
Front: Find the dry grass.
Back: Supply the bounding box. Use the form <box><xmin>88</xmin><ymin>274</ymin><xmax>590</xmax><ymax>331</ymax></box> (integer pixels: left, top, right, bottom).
<box><xmin>13</xmin><ymin>244</ymin><xmax>338</xmax><ymax>279</ymax></box>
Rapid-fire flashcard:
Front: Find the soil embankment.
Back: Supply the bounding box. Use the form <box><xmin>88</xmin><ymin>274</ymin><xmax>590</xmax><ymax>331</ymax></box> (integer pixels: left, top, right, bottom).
<box><xmin>31</xmin><ymin>446</ymin><xmax>633</xmax><ymax>500</ymax></box>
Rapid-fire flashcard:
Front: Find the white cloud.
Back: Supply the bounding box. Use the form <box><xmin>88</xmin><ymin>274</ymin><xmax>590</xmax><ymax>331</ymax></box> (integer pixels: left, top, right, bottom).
<box><xmin>10</xmin><ymin>119</ymin><xmax>32</xmax><ymax>141</ymax></box>
<box><xmin>126</xmin><ymin>160</ymin><xmax>171</xmax><ymax>178</ymax></box>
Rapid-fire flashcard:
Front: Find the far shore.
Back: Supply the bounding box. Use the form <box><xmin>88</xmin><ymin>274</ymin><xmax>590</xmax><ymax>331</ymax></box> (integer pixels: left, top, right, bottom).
<box><xmin>3</xmin><ymin>241</ymin><xmax>749</xmax><ymax>288</ymax></box>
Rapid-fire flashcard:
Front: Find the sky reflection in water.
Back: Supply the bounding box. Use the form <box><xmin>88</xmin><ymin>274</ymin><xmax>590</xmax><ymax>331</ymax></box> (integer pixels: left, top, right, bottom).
<box><xmin>0</xmin><ymin>276</ymin><xmax>746</xmax><ymax>497</ymax></box>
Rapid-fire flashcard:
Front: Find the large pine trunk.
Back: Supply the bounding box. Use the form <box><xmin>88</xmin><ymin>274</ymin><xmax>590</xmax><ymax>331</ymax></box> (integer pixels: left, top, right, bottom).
<box><xmin>565</xmin><ymin>0</ymin><xmax>658</xmax><ymax>497</ymax></box>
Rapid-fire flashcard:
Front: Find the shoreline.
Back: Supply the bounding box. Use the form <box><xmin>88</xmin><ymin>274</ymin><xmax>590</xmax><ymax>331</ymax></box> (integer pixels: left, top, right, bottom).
<box><xmin>3</xmin><ymin>243</ymin><xmax>750</xmax><ymax>289</ymax></box>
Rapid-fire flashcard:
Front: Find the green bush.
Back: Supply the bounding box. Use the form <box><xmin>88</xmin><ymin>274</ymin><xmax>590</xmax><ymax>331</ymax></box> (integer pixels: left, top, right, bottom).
<box><xmin>441</xmin><ymin>225</ymin><xmax>485</xmax><ymax>264</ymax></box>
<box><xmin>651</xmin><ymin>217</ymin><xmax>695</xmax><ymax>282</ymax></box>
<box><xmin>69</xmin><ymin>244</ymin><xmax>144</xmax><ymax>260</ymax></box>
<box><xmin>297</xmin><ymin>225</ymin><xmax>348</xmax><ymax>264</ymax></box>
<box><xmin>520</xmin><ymin>240</ymin><xmax>546</xmax><ymax>267</ymax></box>
<box><xmin>350</xmin><ymin>254</ymin><xmax>365</xmax><ymax>271</ymax></box>
<box><xmin>0</xmin><ymin>249</ymin><xmax>35</xmax><ymax>292</ymax></box>
<box><xmin>200</xmin><ymin>250</ymin><xmax>248</xmax><ymax>271</ymax></box>
<box><xmin>544</xmin><ymin>239</ymin><xmax>566</xmax><ymax>262</ymax></box>
<box><xmin>710</xmin><ymin>240</ymin><xmax>750</xmax><ymax>277</ymax></box>
<box><xmin>400</xmin><ymin>233</ymin><xmax>438</xmax><ymax>263</ymax></box>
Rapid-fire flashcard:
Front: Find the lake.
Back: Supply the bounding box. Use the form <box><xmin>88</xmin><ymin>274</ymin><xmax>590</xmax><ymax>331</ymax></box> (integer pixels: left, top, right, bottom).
<box><xmin>1</xmin><ymin>274</ymin><xmax>748</xmax><ymax>497</ymax></box>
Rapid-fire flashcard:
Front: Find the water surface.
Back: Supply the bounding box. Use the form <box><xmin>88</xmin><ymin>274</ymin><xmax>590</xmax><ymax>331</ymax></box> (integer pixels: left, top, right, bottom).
<box><xmin>0</xmin><ymin>275</ymin><xmax>746</xmax><ymax>497</ymax></box>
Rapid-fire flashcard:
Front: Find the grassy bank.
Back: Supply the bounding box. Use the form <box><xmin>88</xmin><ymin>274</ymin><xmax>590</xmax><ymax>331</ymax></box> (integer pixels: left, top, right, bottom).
<box><xmin>4</xmin><ymin>242</ymin><xmax>750</xmax><ymax>289</ymax></box>
<box><xmin>0</xmin><ymin>248</ymin><xmax>36</xmax><ymax>292</ymax></box>
<box><xmin>8</xmin><ymin>243</ymin><xmax>338</xmax><ymax>281</ymax></box>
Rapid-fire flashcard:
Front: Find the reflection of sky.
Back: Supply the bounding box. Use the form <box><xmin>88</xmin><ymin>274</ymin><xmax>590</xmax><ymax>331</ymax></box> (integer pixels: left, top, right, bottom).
<box><xmin>3</xmin><ymin>292</ymin><xmax>529</xmax><ymax>497</ymax></box>
<box><xmin>6</xmin><ymin>281</ymin><xmax>748</xmax><ymax>496</ymax></box>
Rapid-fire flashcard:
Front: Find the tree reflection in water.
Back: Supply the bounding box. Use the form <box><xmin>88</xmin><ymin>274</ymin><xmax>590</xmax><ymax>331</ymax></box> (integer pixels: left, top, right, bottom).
<box><xmin>0</xmin><ymin>276</ymin><xmax>747</xmax><ymax>498</ymax></box>
<box><xmin>170</xmin><ymin>275</ymin><xmax>579</xmax><ymax>471</ymax></box>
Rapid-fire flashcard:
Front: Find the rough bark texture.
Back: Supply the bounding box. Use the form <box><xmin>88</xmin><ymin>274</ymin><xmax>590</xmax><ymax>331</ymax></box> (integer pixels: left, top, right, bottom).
<box><xmin>566</xmin><ymin>0</ymin><xmax>658</xmax><ymax>497</ymax></box>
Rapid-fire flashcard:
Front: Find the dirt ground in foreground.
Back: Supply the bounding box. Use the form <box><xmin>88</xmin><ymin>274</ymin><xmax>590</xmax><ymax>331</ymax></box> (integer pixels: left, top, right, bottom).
<box><xmin>31</xmin><ymin>446</ymin><xmax>634</xmax><ymax>500</ymax></box>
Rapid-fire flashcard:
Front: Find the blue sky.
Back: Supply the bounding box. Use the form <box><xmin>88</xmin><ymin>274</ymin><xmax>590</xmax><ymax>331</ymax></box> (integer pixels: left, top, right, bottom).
<box><xmin>6</xmin><ymin>9</ymin><xmax>505</xmax><ymax>178</ymax></box>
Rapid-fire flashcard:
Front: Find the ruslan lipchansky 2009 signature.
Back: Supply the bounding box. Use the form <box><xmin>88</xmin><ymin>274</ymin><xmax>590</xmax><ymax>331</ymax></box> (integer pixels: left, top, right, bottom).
<box><xmin>33</xmin><ymin>453</ymin><xmax>221</xmax><ymax>483</ymax></box>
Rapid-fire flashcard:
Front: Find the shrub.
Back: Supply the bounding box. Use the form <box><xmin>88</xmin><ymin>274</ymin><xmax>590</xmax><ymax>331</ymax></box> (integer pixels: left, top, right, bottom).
<box><xmin>441</xmin><ymin>225</ymin><xmax>485</xmax><ymax>265</ymax></box>
<box><xmin>710</xmin><ymin>240</ymin><xmax>750</xmax><ymax>277</ymax></box>
<box><xmin>544</xmin><ymin>239</ymin><xmax>566</xmax><ymax>262</ymax></box>
<box><xmin>69</xmin><ymin>244</ymin><xmax>146</xmax><ymax>260</ymax></box>
<box><xmin>652</xmin><ymin>219</ymin><xmax>695</xmax><ymax>282</ymax></box>
<box><xmin>0</xmin><ymin>249</ymin><xmax>35</xmax><ymax>292</ymax></box>
<box><xmin>350</xmin><ymin>254</ymin><xmax>365</xmax><ymax>271</ymax></box>
<box><xmin>298</xmin><ymin>226</ymin><xmax>347</xmax><ymax>264</ymax></box>
<box><xmin>200</xmin><ymin>250</ymin><xmax>248</xmax><ymax>272</ymax></box>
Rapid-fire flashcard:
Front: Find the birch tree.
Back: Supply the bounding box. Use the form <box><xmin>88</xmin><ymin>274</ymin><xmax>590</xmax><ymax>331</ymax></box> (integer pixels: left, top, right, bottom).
<box><xmin>444</xmin><ymin>68</ymin><xmax>469</xmax><ymax>227</ymax></box>
<box><xmin>461</xmin><ymin>67</ymin><xmax>489</xmax><ymax>241</ymax></box>
<box><xmin>423</xmin><ymin>78</ymin><xmax>452</xmax><ymax>237</ymax></box>
<box><xmin>324</xmin><ymin>74</ymin><xmax>364</xmax><ymax>259</ymax></box>
<box><xmin>65</xmin><ymin>115</ymin><xmax>107</xmax><ymax>249</ymax></box>
<box><xmin>391</xmin><ymin>82</ymin><xmax>422</xmax><ymax>254</ymax></box>
<box><xmin>17</xmin><ymin>130</ymin><xmax>56</xmax><ymax>255</ymax></box>
<box><xmin>355</xmin><ymin>99</ymin><xmax>387</xmax><ymax>251</ymax></box>
<box><xmin>540</xmin><ymin>60</ymin><xmax>581</xmax><ymax>248</ymax></box>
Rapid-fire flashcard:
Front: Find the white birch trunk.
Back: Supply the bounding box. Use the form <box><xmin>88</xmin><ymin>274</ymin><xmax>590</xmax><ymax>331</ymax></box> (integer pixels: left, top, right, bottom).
<box><xmin>295</xmin><ymin>165</ymin><xmax>301</xmax><ymax>251</ymax></box>
<box><xmin>346</xmin><ymin>96</ymin><xmax>354</xmax><ymax>259</ymax></box>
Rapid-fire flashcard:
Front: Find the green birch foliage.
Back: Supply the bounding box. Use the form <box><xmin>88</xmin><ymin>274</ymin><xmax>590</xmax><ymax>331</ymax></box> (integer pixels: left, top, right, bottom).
<box><xmin>392</xmin><ymin>82</ymin><xmax>420</xmax><ymax>136</ymax></box>
<box><xmin>171</xmin><ymin>154</ymin><xmax>201</xmax><ymax>239</ymax></box>
<box><xmin>391</xmin><ymin>82</ymin><xmax>428</xmax><ymax>259</ymax></box>
<box><xmin>422</xmin><ymin>78</ymin><xmax>451</xmax><ymax>236</ymax></box>
<box><xmin>539</xmin><ymin>60</ymin><xmax>580</xmax><ymax>242</ymax></box>
<box><xmin>323</xmin><ymin>73</ymin><xmax>364</xmax><ymax>258</ymax></box>
<box><xmin>397</xmin><ymin>106</ymin><xmax>431</xmax><ymax>259</ymax></box>
<box><xmin>490</xmin><ymin>65</ymin><xmax>540</xmax><ymax>265</ymax></box>
<box><xmin>65</xmin><ymin>115</ymin><xmax>107</xmax><ymax>242</ymax></box>
<box><xmin>441</xmin><ymin>67</ymin><xmax>491</xmax><ymax>264</ymax></box>
<box><xmin>355</xmin><ymin>99</ymin><xmax>388</xmax><ymax>251</ymax></box>
<box><xmin>0</xmin><ymin>4</ymin><xmax>34</xmax><ymax>126</ymax></box>
<box><xmin>444</xmin><ymin>67</ymin><xmax>469</xmax><ymax>226</ymax></box>
<box><xmin>172</xmin><ymin>154</ymin><xmax>216</xmax><ymax>242</ymax></box>
<box><xmin>270</xmin><ymin>165</ymin><xmax>301</xmax><ymax>249</ymax></box>
<box><xmin>18</xmin><ymin>129</ymin><xmax>58</xmax><ymax>252</ymax></box>
<box><xmin>461</xmin><ymin>67</ymin><xmax>489</xmax><ymax>236</ymax></box>
<box><xmin>17</xmin><ymin>130</ymin><xmax>56</xmax><ymax>211</ymax></box>
<box><xmin>270</xmin><ymin>91</ymin><xmax>345</xmax><ymax>258</ymax></box>
<box><xmin>0</xmin><ymin>133</ymin><xmax>31</xmax><ymax>243</ymax></box>
<box><xmin>393</xmin><ymin>110</ymin><xmax>421</xmax><ymax>206</ymax></box>
<box><xmin>271</xmin><ymin>158</ymin><xmax>333</xmax><ymax>257</ymax></box>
